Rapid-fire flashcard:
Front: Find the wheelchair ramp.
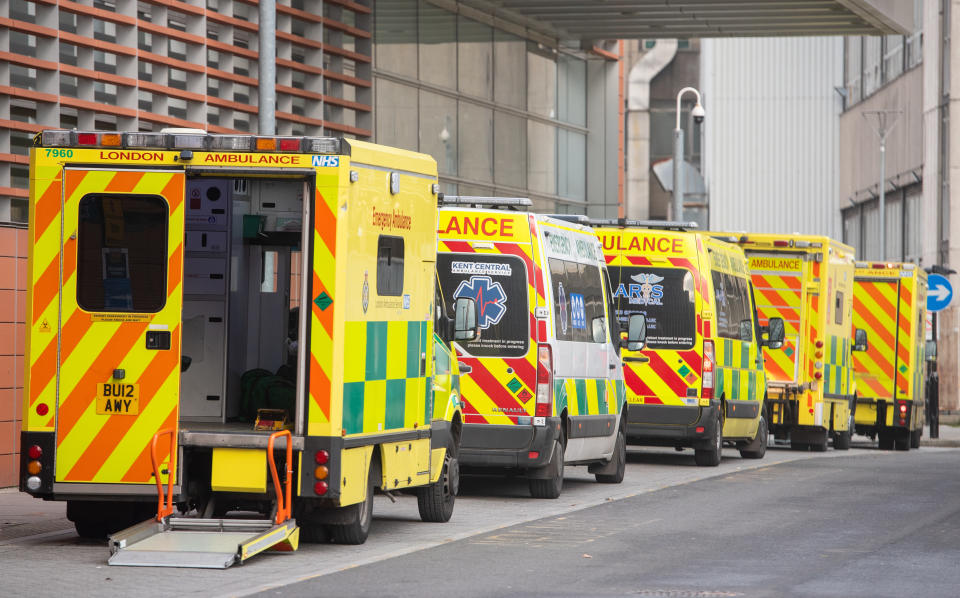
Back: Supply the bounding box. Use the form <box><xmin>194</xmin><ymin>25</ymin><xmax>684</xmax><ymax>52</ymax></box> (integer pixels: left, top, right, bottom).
<box><xmin>108</xmin><ymin>517</ymin><xmax>299</xmax><ymax>568</ymax></box>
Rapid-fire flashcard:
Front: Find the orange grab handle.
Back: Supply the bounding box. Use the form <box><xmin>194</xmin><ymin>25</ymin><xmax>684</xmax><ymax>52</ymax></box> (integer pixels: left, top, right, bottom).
<box><xmin>267</xmin><ymin>430</ymin><xmax>293</xmax><ymax>525</ymax></box>
<box><xmin>151</xmin><ymin>428</ymin><xmax>177</xmax><ymax>522</ymax></box>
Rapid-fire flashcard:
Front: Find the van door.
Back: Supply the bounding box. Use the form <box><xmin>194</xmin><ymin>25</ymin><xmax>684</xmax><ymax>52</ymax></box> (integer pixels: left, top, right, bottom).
<box><xmin>55</xmin><ymin>168</ymin><xmax>185</xmax><ymax>486</ymax></box>
<box><xmin>747</xmin><ymin>253</ymin><xmax>806</xmax><ymax>384</ymax></box>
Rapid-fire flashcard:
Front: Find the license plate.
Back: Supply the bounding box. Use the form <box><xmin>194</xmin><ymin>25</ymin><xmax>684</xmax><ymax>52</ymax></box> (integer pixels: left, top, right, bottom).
<box><xmin>95</xmin><ymin>383</ymin><xmax>140</xmax><ymax>415</ymax></box>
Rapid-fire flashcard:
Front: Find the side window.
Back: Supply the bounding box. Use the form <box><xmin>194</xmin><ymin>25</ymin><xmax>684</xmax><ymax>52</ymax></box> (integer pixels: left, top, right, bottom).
<box><xmin>549</xmin><ymin>258</ymin><xmax>606</xmax><ymax>343</ymax></box>
<box><xmin>434</xmin><ymin>338</ymin><xmax>451</xmax><ymax>375</ymax></box>
<box><xmin>376</xmin><ymin>235</ymin><xmax>404</xmax><ymax>296</ymax></box>
<box><xmin>711</xmin><ymin>271</ymin><xmax>752</xmax><ymax>340</ymax></box>
<box><xmin>77</xmin><ymin>194</ymin><xmax>168</xmax><ymax>313</ymax></box>
<box><xmin>835</xmin><ymin>291</ymin><xmax>844</xmax><ymax>324</ymax></box>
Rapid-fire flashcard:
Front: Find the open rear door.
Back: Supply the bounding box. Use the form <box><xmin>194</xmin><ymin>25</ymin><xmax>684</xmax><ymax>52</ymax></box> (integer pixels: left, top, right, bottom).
<box><xmin>748</xmin><ymin>253</ymin><xmax>806</xmax><ymax>384</ymax></box>
<box><xmin>55</xmin><ymin>168</ymin><xmax>185</xmax><ymax>487</ymax></box>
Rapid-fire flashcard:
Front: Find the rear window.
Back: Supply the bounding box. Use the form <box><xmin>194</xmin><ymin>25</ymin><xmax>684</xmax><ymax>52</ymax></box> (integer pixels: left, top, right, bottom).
<box><xmin>436</xmin><ymin>253</ymin><xmax>529</xmax><ymax>357</ymax></box>
<box><xmin>609</xmin><ymin>266</ymin><xmax>696</xmax><ymax>350</ymax></box>
<box><xmin>76</xmin><ymin>194</ymin><xmax>168</xmax><ymax>313</ymax></box>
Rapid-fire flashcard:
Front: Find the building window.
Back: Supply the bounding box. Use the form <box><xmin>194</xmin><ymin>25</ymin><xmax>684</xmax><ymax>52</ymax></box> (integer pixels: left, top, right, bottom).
<box><xmin>76</xmin><ymin>195</ymin><xmax>169</xmax><ymax>313</ymax></box>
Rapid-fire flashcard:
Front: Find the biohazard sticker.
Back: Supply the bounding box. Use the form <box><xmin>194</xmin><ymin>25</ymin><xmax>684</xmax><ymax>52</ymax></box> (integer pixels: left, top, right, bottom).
<box><xmin>454</xmin><ymin>275</ymin><xmax>507</xmax><ymax>329</ymax></box>
<box><xmin>614</xmin><ymin>273</ymin><xmax>664</xmax><ymax>306</ymax></box>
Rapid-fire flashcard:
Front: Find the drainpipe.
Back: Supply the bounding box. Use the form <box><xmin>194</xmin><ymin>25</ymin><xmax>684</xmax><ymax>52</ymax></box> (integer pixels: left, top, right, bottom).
<box><xmin>259</xmin><ymin>0</ymin><xmax>276</xmax><ymax>135</ymax></box>
<box><xmin>625</xmin><ymin>39</ymin><xmax>678</xmax><ymax>219</ymax></box>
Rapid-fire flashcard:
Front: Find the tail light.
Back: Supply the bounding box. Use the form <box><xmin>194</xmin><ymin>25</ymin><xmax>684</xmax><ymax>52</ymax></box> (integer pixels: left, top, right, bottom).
<box><xmin>702</xmin><ymin>340</ymin><xmax>715</xmax><ymax>399</ymax></box>
<box><xmin>314</xmin><ymin>449</ymin><xmax>329</xmax><ymax>465</ymax></box>
<box><xmin>314</xmin><ymin>481</ymin><xmax>329</xmax><ymax>495</ymax></box>
<box><xmin>536</xmin><ymin>345</ymin><xmax>553</xmax><ymax>418</ymax></box>
<box><xmin>28</xmin><ymin>445</ymin><xmax>42</xmax><ymax>459</ymax></box>
<box><xmin>897</xmin><ymin>401</ymin><xmax>908</xmax><ymax>425</ymax></box>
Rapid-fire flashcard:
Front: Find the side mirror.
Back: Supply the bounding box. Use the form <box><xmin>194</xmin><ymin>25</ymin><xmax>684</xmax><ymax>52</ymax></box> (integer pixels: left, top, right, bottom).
<box><xmin>853</xmin><ymin>328</ymin><xmax>868</xmax><ymax>352</ymax></box>
<box><xmin>739</xmin><ymin>319</ymin><xmax>753</xmax><ymax>342</ymax></box>
<box><xmin>454</xmin><ymin>297</ymin><xmax>478</xmax><ymax>341</ymax></box>
<box><xmin>181</xmin><ymin>355</ymin><xmax>192</xmax><ymax>373</ymax></box>
<box><xmin>591</xmin><ymin>316</ymin><xmax>607</xmax><ymax>344</ymax></box>
<box><xmin>765</xmin><ymin>317</ymin><xmax>785</xmax><ymax>350</ymax></box>
<box><xmin>621</xmin><ymin>313</ymin><xmax>647</xmax><ymax>352</ymax></box>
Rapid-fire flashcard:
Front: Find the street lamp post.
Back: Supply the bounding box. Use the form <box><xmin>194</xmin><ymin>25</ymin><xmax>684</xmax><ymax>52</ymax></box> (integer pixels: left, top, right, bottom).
<box><xmin>673</xmin><ymin>87</ymin><xmax>705</xmax><ymax>222</ymax></box>
<box><xmin>863</xmin><ymin>110</ymin><xmax>901</xmax><ymax>259</ymax></box>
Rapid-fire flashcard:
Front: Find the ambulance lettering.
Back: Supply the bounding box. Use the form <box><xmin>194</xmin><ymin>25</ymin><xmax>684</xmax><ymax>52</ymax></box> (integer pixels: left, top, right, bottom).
<box><xmin>614</xmin><ymin>273</ymin><xmax>665</xmax><ymax>306</ymax></box>
<box><xmin>441</xmin><ymin>216</ymin><xmax>514</xmax><ymax>237</ymax></box>
<box><xmin>601</xmin><ymin>235</ymin><xmax>683</xmax><ymax>254</ymax></box>
<box><xmin>454</xmin><ymin>275</ymin><xmax>507</xmax><ymax>329</ymax></box>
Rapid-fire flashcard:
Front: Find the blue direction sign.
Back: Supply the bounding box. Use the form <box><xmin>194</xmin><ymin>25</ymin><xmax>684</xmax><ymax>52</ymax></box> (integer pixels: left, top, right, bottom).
<box><xmin>927</xmin><ymin>273</ymin><xmax>953</xmax><ymax>313</ymax></box>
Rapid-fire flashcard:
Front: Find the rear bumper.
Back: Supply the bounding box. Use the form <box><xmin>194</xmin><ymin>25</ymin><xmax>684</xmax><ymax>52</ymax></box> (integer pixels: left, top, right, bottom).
<box><xmin>459</xmin><ymin>418</ymin><xmax>561</xmax><ymax>470</ymax></box>
<box><xmin>625</xmin><ymin>403</ymin><xmax>719</xmax><ymax>448</ymax></box>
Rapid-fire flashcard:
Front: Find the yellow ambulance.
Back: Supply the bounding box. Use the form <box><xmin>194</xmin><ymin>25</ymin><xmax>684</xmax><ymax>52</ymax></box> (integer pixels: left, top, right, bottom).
<box><xmin>596</xmin><ymin>222</ymin><xmax>782</xmax><ymax>466</ymax></box>
<box><xmin>19</xmin><ymin>129</ymin><xmax>475</xmax><ymax>567</ymax></box>
<box><xmin>729</xmin><ymin>233</ymin><xmax>861</xmax><ymax>451</ymax></box>
<box><xmin>852</xmin><ymin>262</ymin><xmax>928</xmax><ymax>450</ymax></box>
<box><xmin>436</xmin><ymin>199</ymin><xmax>631</xmax><ymax>498</ymax></box>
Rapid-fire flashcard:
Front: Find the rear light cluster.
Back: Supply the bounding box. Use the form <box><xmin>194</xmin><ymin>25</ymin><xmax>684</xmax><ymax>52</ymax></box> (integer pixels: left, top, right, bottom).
<box><xmin>40</xmin><ymin>130</ymin><xmax>342</xmax><ymax>154</ymax></box>
<box><xmin>25</xmin><ymin>445</ymin><xmax>43</xmax><ymax>491</ymax></box>
<box><xmin>813</xmin><ymin>339</ymin><xmax>824</xmax><ymax>380</ymax></box>
<box><xmin>897</xmin><ymin>401</ymin><xmax>909</xmax><ymax>426</ymax></box>
<box><xmin>701</xmin><ymin>340</ymin><xmax>715</xmax><ymax>399</ymax></box>
<box><xmin>314</xmin><ymin>450</ymin><xmax>330</xmax><ymax>495</ymax></box>
<box><xmin>535</xmin><ymin>345</ymin><xmax>553</xmax><ymax>418</ymax></box>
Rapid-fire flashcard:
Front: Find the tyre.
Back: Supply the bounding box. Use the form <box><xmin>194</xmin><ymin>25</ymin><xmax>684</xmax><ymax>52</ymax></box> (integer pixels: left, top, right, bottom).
<box><xmin>894</xmin><ymin>431</ymin><xmax>910</xmax><ymax>451</ymax></box>
<box><xmin>329</xmin><ymin>468</ymin><xmax>374</xmax><ymax>545</ymax></box>
<box><xmin>529</xmin><ymin>438</ymin><xmax>564</xmax><ymax>499</ymax></box>
<box><xmin>694</xmin><ymin>411</ymin><xmax>723</xmax><ymax>467</ymax></box>
<box><xmin>297</xmin><ymin>521</ymin><xmax>329</xmax><ymax>544</ymax></box>
<box><xmin>790</xmin><ymin>440</ymin><xmax>808</xmax><ymax>451</ymax></box>
<box><xmin>74</xmin><ymin>519</ymin><xmax>108</xmax><ymax>540</ymax></box>
<box><xmin>878</xmin><ymin>430</ymin><xmax>894</xmax><ymax>450</ymax></box>
<box><xmin>910</xmin><ymin>427</ymin><xmax>922</xmax><ymax>449</ymax></box>
<box><xmin>810</xmin><ymin>430</ymin><xmax>828</xmax><ymax>452</ymax></box>
<box><xmin>595</xmin><ymin>424</ymin><xmax>627</xmax><ymax>483</ymax></box>
<box><xmin>417</xmin><ymin>445</ymin><xmax>459</xmax><ymax>522</ymax></box>
<box><xmin>740</xmin><ymin>416</ymin><xmax>768</xmax><ymax>459</ymax></box>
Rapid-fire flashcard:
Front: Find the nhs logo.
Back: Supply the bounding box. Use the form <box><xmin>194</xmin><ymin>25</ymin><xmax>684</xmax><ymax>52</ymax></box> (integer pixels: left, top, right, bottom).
<box><xmin>312</xmin><ymin>155</ymin><xmax>340</xmax><ymax>167</ymax></box>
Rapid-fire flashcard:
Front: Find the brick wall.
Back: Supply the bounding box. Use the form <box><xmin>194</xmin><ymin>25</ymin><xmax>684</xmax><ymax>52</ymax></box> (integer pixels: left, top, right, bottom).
<box><xmin>0</xmin><ymin>224</ymin><xmax>26</xmax><ymax>487</ymax></box>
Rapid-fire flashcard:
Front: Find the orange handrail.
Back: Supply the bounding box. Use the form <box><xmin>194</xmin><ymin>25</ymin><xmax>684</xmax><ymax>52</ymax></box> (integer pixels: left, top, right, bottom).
<box><xmin>151</xmin><ymin>428</ymin><xmax>177</xmax><ymax>522</ymax></box>
<box><xmin>267</xmin><ymin>430</ymin><xmax>293</xmax><ymax>525</ymax></box>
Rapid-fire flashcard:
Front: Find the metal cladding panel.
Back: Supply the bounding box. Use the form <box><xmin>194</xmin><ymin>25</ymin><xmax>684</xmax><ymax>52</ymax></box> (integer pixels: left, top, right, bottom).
<box><xmin>701</xmin><ymin>37</ymin><xmax>843</xmax><ymax>238</ymax></box>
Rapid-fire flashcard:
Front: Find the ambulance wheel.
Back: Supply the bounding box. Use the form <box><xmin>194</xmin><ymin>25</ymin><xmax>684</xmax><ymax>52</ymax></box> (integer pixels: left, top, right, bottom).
<box><xmin>73</xmin><ymin>519</ymin><xmax>108</xmax><ymax>540</ymax></box>
<box><xmin>529</xmin><ymin>439</ymin><xmax>564</xmax><ymax>499</ymax></box>
<box><xmin>694</xmin><ymin>412</ymin><xmax>723</xmax><ymax>467</ymax></box>
<box><xmin>596</xmin><ymin>423</ymin><xmax>626</xmax><ymax>483</ymax></box>
<box><xmin>894</xmin><ymin>431</ymin><xmax>911</xmax><ymax>451</ymax></box>
<box><xmin>810</xmin><ymin>431</ymin><xmax>828</xmax><ymax>452</ymax></box>
<box><xmin>740</xmin><ymin>417</ymin><xmax>768</xmax><ymax>459</ymax></box>
<box><xmin>834</xmin><ymin>418</ymin><xmax>852</xmax><ymax>451</ymax></box>
<box><xmin>417</xmin><ymin>447</ymin><xmax>458</xmax><ymax>522</ymax></box>
<box><xmin>910</xmin><ymin>428</ymin><xmax>922</xmax><ymax>449</ymax></box>
<box><xmin>329</xmin><ymin>469</ymin><xmax>374</xmax><ymax>545</ymax></box>
<box><xmin>878</xmin><ymin>431</ymin><xmax>895</xmax><ymax>450</ymax></box>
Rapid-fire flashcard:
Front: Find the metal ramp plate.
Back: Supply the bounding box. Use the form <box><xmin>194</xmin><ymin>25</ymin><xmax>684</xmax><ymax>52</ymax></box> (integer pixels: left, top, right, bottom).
<box><xmin>108</xmin><ymin>518</ymin><xmax>298</xmax><ymax>568</ymax></box>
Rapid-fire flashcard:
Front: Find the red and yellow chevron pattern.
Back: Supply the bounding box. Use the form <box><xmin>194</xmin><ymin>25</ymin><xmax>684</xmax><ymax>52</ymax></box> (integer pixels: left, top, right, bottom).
<box><xmin>750</xmin><ymin>266</ymin><xmax>803</xmax><ymax>383</ymax></box>
<box><xmin>440</xmin><ymin>234</ymin><xmax>540</xmax><ymax>425</ymax></box>
<box><xmin>852</xmin><ymin>279</ymin><xmax>899</xmax><ymax>400</ymax></box>
<box><xmin>307</xmin><ymin>179</ymin><xmax>338</xmax><ymax>436</ymax></box>
<box><xmin>50</xmin><ymin>169</ymin><xmax>185</xmax><ymax>484</ymax></box>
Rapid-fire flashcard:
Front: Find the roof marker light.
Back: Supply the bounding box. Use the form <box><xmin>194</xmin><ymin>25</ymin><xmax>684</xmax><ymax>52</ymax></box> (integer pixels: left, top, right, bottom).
<box><xmin>125</xmin><ymin>132</ymin><xmax>167</xmax><ymax>148</ymax></box>
<box><xmin>77</xmin><ymin>133</ymin><xmax>97</xmax><ymax>145</ymax></box>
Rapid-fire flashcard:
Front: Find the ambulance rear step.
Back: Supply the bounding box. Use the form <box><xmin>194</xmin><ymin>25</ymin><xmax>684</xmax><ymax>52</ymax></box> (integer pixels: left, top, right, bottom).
<box><xmin>107</xmin><ymin>428</ymin><xmax>298</xmax><ymax>568</ymax></box>
<box><xmin>108</xmin><ymin>516</ymin><xmax>298</xmax><ymax>568</ymax></box>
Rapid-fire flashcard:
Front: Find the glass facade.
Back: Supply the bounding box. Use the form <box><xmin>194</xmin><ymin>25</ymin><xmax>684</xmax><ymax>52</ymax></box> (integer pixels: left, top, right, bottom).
<box><xmin>373</xmin><ymin>0</ymin><xmax>611</xmax><ymax>212</ymax></box>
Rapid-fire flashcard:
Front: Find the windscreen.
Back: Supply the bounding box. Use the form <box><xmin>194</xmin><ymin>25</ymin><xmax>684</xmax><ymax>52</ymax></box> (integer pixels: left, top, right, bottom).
<box><xmin>609</xmin><ymin>266</ymin><xmax>696</xmax><ymax>350</ymax></box>
<box><xmin>436</xmin><ymin>253</ymin><xmax>529</xmax><ymax>357</ymax></box>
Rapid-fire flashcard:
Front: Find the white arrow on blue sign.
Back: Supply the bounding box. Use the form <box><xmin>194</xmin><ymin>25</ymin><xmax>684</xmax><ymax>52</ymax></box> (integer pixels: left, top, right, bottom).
<box><xmin>927</xmin><ymin>273</ymin><xmax>953</xmax><ymax>313</ymax></box>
